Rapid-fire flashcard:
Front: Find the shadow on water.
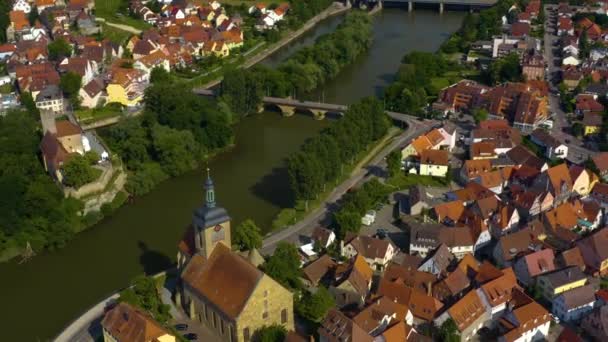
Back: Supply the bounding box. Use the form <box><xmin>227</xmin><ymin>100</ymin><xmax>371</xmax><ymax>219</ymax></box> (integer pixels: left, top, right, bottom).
<box><xmin>138</xmin><ymin>241</ymin><xmax>173</xmax><ymax>275</ymax></box>
<box><xmin>250</xmin><ymin>165</ymin><xmax>295</xmax><ymax>209</ymax></box>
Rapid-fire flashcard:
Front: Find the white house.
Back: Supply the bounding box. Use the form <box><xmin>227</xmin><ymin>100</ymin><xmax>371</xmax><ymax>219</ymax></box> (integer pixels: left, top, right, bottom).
<box><xmin>0</xmin><ymin>75</ymin><xmax>11</xmax><ymax>86</ymax></box>
<box><xmin>342</xmin><ymin>235</ymin><xmax>397</xmax><ymax>272</ymax></box>
<box><xmin>563</xmin><ymin>53</ymin><xmax>580</xmax><ymax>66</ymax></box>
<box><xmin>419</xmin><ymin>149</ymin><xmax>449</xmax><ymax>178</ymax></box>
<box><xmin>552</xmin><ymin>284</ymin><xmax>596</xmax><ymax>323</ymax></box>
<box><xmin>12</xmin><ymin>0</ymin><xmax>31</xmax><ymax>13</ymax></box>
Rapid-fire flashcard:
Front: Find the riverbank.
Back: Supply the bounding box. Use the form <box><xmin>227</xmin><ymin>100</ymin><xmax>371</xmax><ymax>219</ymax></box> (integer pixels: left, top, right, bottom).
<box><xmin>199</xmin><ymin>2</ymin><xmax>352</xmax><ymax>89</ymax></box>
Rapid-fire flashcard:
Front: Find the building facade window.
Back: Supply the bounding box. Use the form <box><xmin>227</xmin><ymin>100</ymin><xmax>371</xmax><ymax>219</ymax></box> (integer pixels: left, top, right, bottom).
<box><xmin>281</xmin><ymin>309</ymin><xmax>288</xmax><ymax>323</ymax></box>
<box><xmin>262</xmin><ymin>311</ymin><xmax>268</xmax><ymax>319</ymax></box>
<box><xmin>243</xmin><ymin>327</ymin><xmax>250</xmax><ymax>342</ymax></box>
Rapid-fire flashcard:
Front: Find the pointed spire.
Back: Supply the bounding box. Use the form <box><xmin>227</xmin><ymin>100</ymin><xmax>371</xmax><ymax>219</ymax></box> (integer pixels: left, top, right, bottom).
<box><xmin>205</xmin><ymin>167</ymin><xmax>216</xmax><ymax>208</ymax></box>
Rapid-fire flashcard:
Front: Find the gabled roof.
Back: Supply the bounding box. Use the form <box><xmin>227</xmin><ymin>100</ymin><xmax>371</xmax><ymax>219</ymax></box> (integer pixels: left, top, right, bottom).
<box><xmin>521</xmin><ymin>248</ymin><xmax>555</xmax><ymax>278</ymax></box>
<box><xmin>318</xmin><ymin>309</ymin><xmax>373</xmax><ymax>342</ymax></box>
<box><xmin>539</xmin><ymin>265</ymin><xmax>586</xmax><ymax>288</ymax></box>
<box><xmin>480</xmin><ymin>267</ymin><xmax>518</xmax><ymax>307</ymax></box>
<box><xmin>181</xmin><ymin>243</ymin><xmax>264</xmax><ymax>319</ymax></box>
<box><xmin>419</xmin><ymin>149</ymin><xmax>448</xmax><ymax>166</ymax></box>
<box><xmin>302</xmin><ymin>254</ymin><xmax>336</xmax><ymax>285</ymax></box>
<box><xmin>409</xmin><ymin>135</ymin><xmax>433</xmax><ymax>154</ymax></box>
<box><xmin>448</xmin><ymin>289</ymin><xmax>486</xmax><ymax>332</ymax></box>
<box><xmin>462</xmin><ymin>159</ymin><xmax>492</xmax><ymax>179</ymax></box>
<box><xmin>557</xmin><ymin>284</ymin><xmax>596</xmax><ymax>309</ymax></box>
<box><xmin>433</xmin><ymin>200</ymin><xmax>465</xmax><ymax>224</ymax></box>
<box><xmin>546</xmin><ymin>163</ymin><xmax>573</xmax><ymax>195</ymax></box>
<box><xmin>101</xmin><ymin>303</ymin><xmax>172</xmax><ymax>342</ymax></box>
<box><xmin>345</xmin><ymin>235</ymin><xmax>395</xmax><ymax>260</ymax></box>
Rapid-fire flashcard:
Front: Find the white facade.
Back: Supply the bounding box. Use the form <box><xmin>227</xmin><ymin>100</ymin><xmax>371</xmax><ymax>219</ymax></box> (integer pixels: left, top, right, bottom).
<box><xmin>563</xmin><ymin>55</ymin><xmax>580</xmax><ymax>66</ymax></box>
<box><xmin>12</xmin><ymin>0</ymin><xmax>31</xmax><ymax>13</ymax></box>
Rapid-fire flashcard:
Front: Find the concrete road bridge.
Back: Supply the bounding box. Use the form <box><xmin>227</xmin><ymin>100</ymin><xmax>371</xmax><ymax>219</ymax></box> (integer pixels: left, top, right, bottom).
<box><xmin>193</xmin><ymin>88</ymin><xmax>420</xmax><ymax>125</ymax></box>
<box><xmin>378</xmin><ymin>0</ymin><xmax>497</xmax><ymax>13</ymax></box>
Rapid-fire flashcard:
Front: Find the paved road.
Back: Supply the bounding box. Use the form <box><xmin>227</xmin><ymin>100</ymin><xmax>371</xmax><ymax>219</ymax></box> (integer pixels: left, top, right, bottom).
<box><xmin>95</xmin><ymin>17</ymin><xmax>142</xmax><ymax>34</ymax></box>
<box><xmin>260</xmin><ymin>117</ymin><xmax>436</xmax><ymax>254</ymax></box>
<box><xmin>542</xmin><ymin>5</ymin><xmax>593</xmax><ymax>164</ymax></box>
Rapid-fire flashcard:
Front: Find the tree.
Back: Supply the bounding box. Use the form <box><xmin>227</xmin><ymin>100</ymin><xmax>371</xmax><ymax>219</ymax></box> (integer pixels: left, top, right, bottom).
<box><xmin>386</xmin><ymin>150</ymin><xmax>402</xmax><ymax>178</ymax></box>
<box><xmin>472</xmin><ymin>108</ymin><xmax>489</xmax><ymax>124</ymax></box>
<box><xmin>438</xmin><ymin>318</ymin><xmax>460</xmax><ymax>342</ymax></box>
<box><xmin>579</xmin><ymin>29</ymin><xmax>591</xmax><ymax>59</ymax></box>
<box><xmin>60</xmin><ymin>72</ymin><xmax>82</xmax><ymax>96</ymax></box>
<box><xmin>118</xmin><ymin>275</ymin><xmax>171</xmax><ymax>324</ymax></box>
<box><xmin>0</xmin><ymin>0</ymin><xmax>9</xmax><ymax>42</ymax></box>
<box><xmin>28</xmin><ymin>6</ymin><xmax>39</xmax><ymax>25</ymax></box>
<box><xmin>48</xmin><ymin>38</ymin><xmax>72</xmax><ymax>61</ymax></box>
<box><xmin>295</xmin><ymin>286</ymin><xmax>335</xmax><ymax>322</ymax></box>
<box><xmin>150</xmin><ymin>66</ymin><xmax>171</xmax><ymax>84</ymax></box>
<box><xmin>233</xmin><ymin>219</ymin><xmax>263</xmax><ymax>251</ymax></box>
<box><xmin>84</xmin><ymin>151</ymin><xmax>100</xmax><ymax>165</ymax></box>
<box><xmin>62</xmin><ymin>155</ymin><xmax>98</xmax><ymax>188</ymax></box>
<box><xmin>151</xmin><ymin>124</ymin><xmax>200</xmax><ymax>177</ymax></box>
<box><xmin>20</xmin><ymin>91</ymin><xmax>40</xmax><ymax>118</ymax></box>
<box><xmin>254</xmin><ymin>324</ymin><xmax>287</xmax><ymax>342</ymax></box>
<box><xmin>263</xmin><ymin>242</ymin><xmax>302</xmax><ymax>289</ymax></box>
<box><xmin>572</xmin><ymin>122</ymin><xmax>584</xmax><ymax>138</ymax></box>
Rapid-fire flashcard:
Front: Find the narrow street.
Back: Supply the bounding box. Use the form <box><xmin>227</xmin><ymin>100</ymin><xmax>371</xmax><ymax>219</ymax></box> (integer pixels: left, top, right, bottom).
<box><xmin>542</xmin><ymin>4</ymin><xmax>593</xmax><ymax>164</ymax></box>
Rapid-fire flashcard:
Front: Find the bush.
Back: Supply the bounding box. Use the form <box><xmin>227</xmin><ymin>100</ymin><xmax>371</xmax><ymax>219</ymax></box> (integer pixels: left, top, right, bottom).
<box><xmin>62</xmin><ymin>155</ymin><xmax>98</xmax><ymax>188</ymax></box>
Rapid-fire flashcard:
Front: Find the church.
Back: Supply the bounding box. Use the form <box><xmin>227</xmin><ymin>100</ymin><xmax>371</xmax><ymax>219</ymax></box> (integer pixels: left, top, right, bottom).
<box><xmin>175</xmin><ymin>172</ymin><xmax>294</xmax><ymax>342</ymax></box>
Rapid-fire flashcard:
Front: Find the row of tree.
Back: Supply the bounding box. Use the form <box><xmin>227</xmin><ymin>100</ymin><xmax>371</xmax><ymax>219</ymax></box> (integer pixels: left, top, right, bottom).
<box><xmin>220</xmin><ymin>12</ymin><xmax>373</xmax><ymax>116</ymax></box>
<box><xmin>102</xmin><ymin>75</ymin><xmax>234</xmax><ymax>197</ymax></box>
<box><xmin>286</xmin><ymin>97</ymin><xmax>390</xmax><ymax>208</ymax></box>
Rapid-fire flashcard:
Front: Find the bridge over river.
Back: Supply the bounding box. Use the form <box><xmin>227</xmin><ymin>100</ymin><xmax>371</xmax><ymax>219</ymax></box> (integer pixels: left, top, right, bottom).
<box><xmin>377</xmin><ymin>0</ymin><xmax>497</xmax><ymax>13</ymax></box>
<box><xmin>193</xmin><ymin>88</ymin><xmax>419</xmax><ymax>124</ymax></box>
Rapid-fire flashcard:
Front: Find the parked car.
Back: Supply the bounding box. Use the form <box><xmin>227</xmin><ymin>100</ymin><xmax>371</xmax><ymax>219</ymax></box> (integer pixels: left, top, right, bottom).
<box><xmin>184</xmin><ymin>333</ymin><xmax>198</xmax><ymax>340</ymax></box>
<box><xmin>175</xmin><ymin>324</ymin><xmax>188</xmax><ymax>331</ymax></box>
<box><xmin>376</xmin><ymin>228</ymin><xmax>388</xmax><ymax>239</ymax></box>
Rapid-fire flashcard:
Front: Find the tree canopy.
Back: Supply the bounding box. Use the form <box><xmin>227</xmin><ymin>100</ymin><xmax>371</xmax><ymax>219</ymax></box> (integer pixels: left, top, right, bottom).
<box><xmin>118</xmin><ymin>275</ymin><xmax>171</xmax><ymax>324</ymax></box>
<box><xmin>62</xmin><ymin>155</ymin><xmax>98</xmax><ymax>188</ymax></box>
<box><xmin>233</xmin><ymin>219</ymin><xmax>263</xmax><ymax>251</ymax></box>
<box><xmin>48</xmin><ymin>38</ymin><xmax>73</xmax><ymax>61</ymax></box>
<box><xmin>386</xmin><ymin>151</ymin><xmax>402</xmax><ymax>178</ymax></box>
<box><xmin>485</xmin><ymin>53</ymin><xmax>522</xmax><ymax>85</ymax></box>
<box><xmin>253</xmin><ymin>324</ymin><xmax>287</xmax><ymax>342</ymax></box>
<box><xmin>295</xmin><ymin>286</ymin><xmax>335</xmax><ymax>322</ymax></box>
<box><xmin>263</xmin><ymin>242</ymin><xmax>302</xmax><ymax>290</ymax></box>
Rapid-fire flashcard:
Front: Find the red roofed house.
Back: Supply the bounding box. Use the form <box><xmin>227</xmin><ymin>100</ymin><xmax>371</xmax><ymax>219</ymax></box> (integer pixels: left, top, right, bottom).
<box><xmin>513</xmin><ymin>249</ymin><xmax>556</xmax><ymax>287</ymax></box>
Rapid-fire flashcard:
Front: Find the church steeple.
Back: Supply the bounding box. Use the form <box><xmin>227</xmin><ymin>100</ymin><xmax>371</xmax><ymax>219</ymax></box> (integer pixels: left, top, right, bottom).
<box><xmin>205</xmin><ymin>167</ymin><xmax>216</xmax><ymax>208</ymax></box>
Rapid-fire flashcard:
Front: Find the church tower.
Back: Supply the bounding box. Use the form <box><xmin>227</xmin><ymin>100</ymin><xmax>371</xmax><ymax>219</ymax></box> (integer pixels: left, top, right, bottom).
<box><xmin>192</xmin><ymin>169</ymin><xmax>231</xmax><ymax>259</ymax></box>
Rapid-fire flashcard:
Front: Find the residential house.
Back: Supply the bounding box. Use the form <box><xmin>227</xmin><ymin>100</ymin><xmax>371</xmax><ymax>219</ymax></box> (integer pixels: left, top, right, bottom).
<box><xmin>101</xmin><ymin>302</ymin><xmax>176</xmax><ymax>342</ymax></box>
<box><xmin>576</xmin><ymin>94</ymin><xmax>604</xmax><ymax>116</ymax></box>
<box><xmin>513</xmin><ymin>249</ymin><xmax>556</xmax><ymax>287</ymax></box>
<box><xmin>592</xmin><ymin>152</ymin><xmax>608</xmax><ymax>181</ymax></box>
<box><xmin>35</xmin><ymin>85</ymin><xmax>64</xmax><ymax>114</ymax></box>
<box><xmin>79</xmin><ymin>78</ymin><xmax>105</xmax><ymax>109</ymax></box>
<box><xmin>497</xmin><ymin>290</ymin><xmax>550</xmax><ymax>342</ymax></box>
<box><xmin>377</xmin><ymin>277</ymin><xmax>444</xmax><ymax>324</ymax></box>
<box><xmin>506</xmin><ymin>145</ymin><xmax>547</xmax><ymax>172</ymax></box>
<box><xmin>409</xmin><ymin>224</ymin><xmax>474</xmax><ymax>259</ymax></box>
<box><xmin>570</xmin><ymin>165</ymin><xmax>599</xmax><ymax>197</ymax></box>
<box><xmin>556</xmin><ymin>246</ymin><xmax>586</xmax><ymax>271</ymax></box>
<box><xmin>106</xmin><ymin>66</ymin><xmax>148</xmax><ymax>107</ymax></box>
<box><xmin>12</xmin><ymin>0</ymin><xmax>31</xmax><ymax>13</ymax></box>
<box><xmin>301</xmin><ymin>254</ymin><xmax>336</xmax><ymax>288</ymax></box>
<box><xmin>58</xmin><ymin>56</ymin><xmax>97</xmax><ymax>84</ymax></box>
<box><xmin>577</xmin><ymin>228</ymin><xmax>608</xmax><ymax>276</ymax></box>
<box><xmin>530</xmin><ymin>129</ymin><xmax>568</xmax><ymax>159</ymax></box>
<box><xmin>401</xmin><ymin>135</ymin><xmax>432</xmax><ymax>160</ymax></box>
<box><xmin>522</xmin><ymin>52</ymin><xmax>545</xmax><ymax>81</ymax></box>
<box><xmin>581</xmin><ymin>305</ymin><xmax>608</xmax><ymax>342</ymax></box>
<box><xmin>460</xmin><ymin>159</ymin><xmax>492</xmax><ymax>182</ymax></box>
<box><xmin>40</xmin><ymin>116</ymin><xmax>86</xmax><ymax>181</ymax></box>
<box><xmin>418</xmin><ymin>244</ymin><xmax>455</xmax><ymax>276</ymax></box>
<box><xmin>342</xmin><ymin>235</ymin><xmax>397</xmax><ymax>272</ymax></box>
<box><xmin>433</xmin><ymin>79</ymin><xmax>489</xmax><ymax>114</ymax></box>
<box><xmin>353</xmin><ymin>296</ymin><xmax>413</xmax><ymax>336</ymax></box>
<box><xmin>470</xmin><ymin>141</ymin><xmax>497</xmax><ymax>160</ymax></box>
<box><xmin>432</xmin><ymin>267</ymin><xmax>471</xmax><ymax>302</ymax></box>
<box><xmin>329</xmin><ymin>255</ymin><xmax>374</xmax><ymax>308</ymax></box>
<box><xmin>311</xmin><ymin>226</ymin><xmax>336</xmax><ymax>249</ymax></box>
<box><xmin>419</xmin><ymin>149</ymin><xmax>449</xmax><ymax>178</ymax></box>
<box><xmin>536</xmin><ymin>266</ymin><xmax>587</xmax><ymax>300</ymax></box>
<box><xmin>534</xmin><ymin>163</ymin><xmax>573</xmax><ymax>204</ymax></box>
<box><xmin>318</xmin><ymin>309</ymin><xmax>373</xmax><ymax>342</ymax></box>
<box><xmin>133</xmin><ymin>50</ymin><xmax>171</xmax><ymax>76</ymax></box>
<box><xmin>552</xmin><ymin>284</ymin><xmax>596</xmax><ymax>323</ymax></box>
<box><xmin>75</xmin><ymin>11</ymin><xmax>100</xmax><ymax>35</ymax></box>
<box><xmin>439</xmin><ymin>289</ymin><xmax>489</xmax><ymax>341</ymax></box>
<box><xmin>493</xmin><ymin>227</ymin><xmax>543</xmax><ymax>267</ymax></box>
<box><xmin>558</xmin><ymin>17</ymin><xmax>574</xmax><ymax>35</ymax></box>
<box><xmin>0</xmin><ymin>43</ymin><xmax>16</xmax><ymax>60</ymax></box>
<box><xmin>405</xmin><ymin>185</ymin><xmax>448</xmax><ymax>216</ymax></box>
<box><xmin>583</xmin><ymin>113</ymin><xmax>603</xmax><ymax>136</ymax></box>
<box><xmin>433</xmin><ymin>200</ymin><xmax>466</xmax><ymax>226</ymax></box>
<box><xmin>489</xmin><ymin>204</ymin><xmax>520</xmax><ymax>238</ymax></box>
<box><xmin>543</xmin><ymin>200</ymin><xmax>602</xmax><ymax>232</ymax></box>
<box><xmin>478</xmin><ymin>267</ymin><xmax>519</xmax><ymax>318</ymax></box>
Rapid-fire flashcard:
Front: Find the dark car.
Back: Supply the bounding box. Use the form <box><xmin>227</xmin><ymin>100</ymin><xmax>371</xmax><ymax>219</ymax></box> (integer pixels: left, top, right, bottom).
<box><xmin>175</xmin><ymin>324</ymin><xmax>188</xmax><ymax>331</ymax></box>
<box><xmin>376</xmin><ymin>228</ymin><xmax>388</xmax><ymax>239</ymax></box>
<box><xmin>184</xmin><ymin>333</ymin><xmax>198</xmax><ymax>340</ymax></box>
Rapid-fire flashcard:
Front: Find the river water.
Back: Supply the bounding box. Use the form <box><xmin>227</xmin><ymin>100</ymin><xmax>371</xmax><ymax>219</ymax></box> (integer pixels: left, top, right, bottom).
<box><xmin>0</xmin><ymin>8</ymin><xmax>464</xmax><ymax>341</ymax></box>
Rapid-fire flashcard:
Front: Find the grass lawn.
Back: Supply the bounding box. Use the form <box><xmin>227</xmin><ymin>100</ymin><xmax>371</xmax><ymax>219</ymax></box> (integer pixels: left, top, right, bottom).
<box><xmin>430</xmin><ymin>77</ymin><xmax>450</xmax><ymax>91</ymax></box>
<box><xmin>386</xmin><ymin>172</ymin><xmax>449</xmax><ymax>189</ymax></box>
<box><xmin>95</xmin><ymin>0</ymin><xmax>151</xmax><ymax>30</ymax></box>
<box><xmin>101</xmin><ymin>24</ymin><xmax>133</xmax><ymax>44</ymax></box>
<box><xmin>75</xmin><ymin>105</ymin><xmax>123</xmax><ymax>123</ymax></box>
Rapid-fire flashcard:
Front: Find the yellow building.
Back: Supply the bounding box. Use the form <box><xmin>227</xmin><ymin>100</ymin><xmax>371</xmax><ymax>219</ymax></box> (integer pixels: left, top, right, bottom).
<box><xmin>571</xmin><ymin>166</ymin><xmax>599</xmax><ymax>197</ymax></box>
<box><xmin>583</xmin><ymin>113</ymin><xmax>602</xmax><ymax>136</ymax></box>
<box><xmin>537</xmin><ymin>266</ymin><xmax>587</xmax><ymax>300</ymax></box>
<box><xmin>101</xmin><ymin>302</ymin><xmax>176</xmax><ymax>342</ymax></box>
<box><xmin>401</xmin><ymin>135</ymin><xmax>432</xmax><ymax>160</ymax></box>
<box><xmin>419</xmin><ymin>149</ymin><xmax>449</xmax><ymax>178</ymax></box>
<box><xmin>106</xmin><ymin>67</ymin><xmax>147</xmax><ymax>107</ymax></box>
<box><xmin>176</xmin><ymin>172</ymin><xmax>294</xmax><ymax>342</ymax></box>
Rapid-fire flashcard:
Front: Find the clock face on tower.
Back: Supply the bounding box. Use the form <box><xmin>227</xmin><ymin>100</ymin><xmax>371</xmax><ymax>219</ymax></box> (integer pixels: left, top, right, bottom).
<box><xmin>211</xmin><ymin>224</ymin><xmax>225</xmax><ymax>243</ymax></box>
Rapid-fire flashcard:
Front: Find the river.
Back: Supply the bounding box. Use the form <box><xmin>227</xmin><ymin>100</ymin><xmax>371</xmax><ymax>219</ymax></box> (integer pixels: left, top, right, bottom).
<box><xmin>0</xmin><ymin>8</ymin><xmax>465</xmax><ymax>341</ymax></box>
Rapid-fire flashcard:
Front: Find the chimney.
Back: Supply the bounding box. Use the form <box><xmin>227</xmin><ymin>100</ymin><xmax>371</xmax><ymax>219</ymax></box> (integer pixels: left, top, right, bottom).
<box><xmin>40</xmin><ymin>110</ymin><xmax>57</xmax><ymax>135</ymax></box>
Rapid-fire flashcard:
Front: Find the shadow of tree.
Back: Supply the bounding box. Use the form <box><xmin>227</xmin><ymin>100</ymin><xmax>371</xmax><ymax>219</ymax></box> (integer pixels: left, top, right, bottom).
<box><xmin>138</xmin><ymin>241</ymin><xmax>173</xmax><ymax>276</ymax></box>
<box><xmin>250</xmin><ymin>165</ymin><xmax>295</xmax><ymax>208</ymax></box>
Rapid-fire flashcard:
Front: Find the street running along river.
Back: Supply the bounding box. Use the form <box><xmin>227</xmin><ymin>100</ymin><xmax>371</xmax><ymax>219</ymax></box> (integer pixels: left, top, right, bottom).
<box><xmin>0</xmin><ymin>8</ymin><xmax>465</xmax><ymax>341</ymax></box>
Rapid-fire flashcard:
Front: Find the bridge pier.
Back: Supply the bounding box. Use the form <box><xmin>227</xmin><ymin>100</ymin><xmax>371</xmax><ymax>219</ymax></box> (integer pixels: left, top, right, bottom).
<box><xmin>439</xmin><ymin>2</ymin><xmax>444</xmax><ymax>13</ymax></box>
<box><xmin>277</xmin><ymin>105</ymin><xmax>295</xmax><ymax>117</ymax></box>
<box><xmin>408</xmin><ymin>1</ymin><xmax>413</xmax><ymax>12</ymax></box>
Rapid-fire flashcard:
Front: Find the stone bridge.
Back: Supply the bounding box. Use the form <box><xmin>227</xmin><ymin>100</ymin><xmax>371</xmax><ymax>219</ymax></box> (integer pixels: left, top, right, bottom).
<box><xmin>193</xmin><ymin>88</ymin><xmax>418</xmax><ymax>124</ymax></box>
